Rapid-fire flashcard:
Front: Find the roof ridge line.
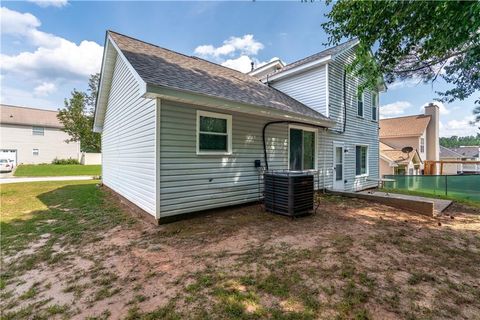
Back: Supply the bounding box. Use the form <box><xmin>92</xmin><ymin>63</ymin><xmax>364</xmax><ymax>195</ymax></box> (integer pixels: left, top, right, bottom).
<box><xmin>107</xmin><ymin>30</ymin><xmax>258</xmax><ymax>80</ymax></box>
<box><xmin>380</xmin><ymin>114</ymin><xmax>430</xmax><ymax>120</ymax></box>
<box><xmin>0</xmin><ymin>104</ymin><xmax>58</xmax><ymax>112</ymax></box>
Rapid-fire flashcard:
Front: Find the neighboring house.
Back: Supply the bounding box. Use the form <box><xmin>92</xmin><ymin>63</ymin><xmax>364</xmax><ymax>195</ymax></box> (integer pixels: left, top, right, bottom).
<box><xmin>93</xmin><ymin>31</ymin><xmax>384</xmax><ymax>222</ymax></box>
<box><xmin>380</xmin><ymin>142</ymin><xmax>422</xmax><ymax>176</ymax></box>
<box><xmin>379</xmin><ymin>103</ymin><xmax>440</xmax><ymax>176</ymax></box>
<box><xmin>440</xmin><ymin>145</ymin><xmax>480</xmax><ymax>174</ymax></box>
<box><xmin>0</xmin><ymin>104</ymin><xmax>80</xmax><ymax>165</ymax></box>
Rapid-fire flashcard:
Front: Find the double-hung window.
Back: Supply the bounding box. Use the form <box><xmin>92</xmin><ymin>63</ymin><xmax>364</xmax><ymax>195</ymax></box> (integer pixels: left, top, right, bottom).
<box><xmin>196</xmin><ymin>110</ymin><xmax>232</xmax><ymax>155</ymax></box>
<box><xmin>355</xmin><ymin>145</ymin><xmax>368</xmax><ymax>176</ymax></box>
<box><xmin>371</xmin><ymin>92</ymin><xmax>378</xmax><ymax>121</ymax></box>
<box><xmin>32</xmin><ymin>126</ymin><xmax>44</xmax><ymax>136</ymax></box>
<box><xmin>420</xmin><ymin>138</ymin><xmax>425</xmax><ymax>153</ymax></box>
<box><xmin>32</xmin><ymin>148</ymin><xmax>39</xmax><ymax>156</ymax></box>
<box><xmin>357</xmin><ymin>89</ymin><xmax>364</xmax><ymax>117</ymax></box>
<box><xmin>289</xmin><ymin>126</ymin><xmax>316</xmax><ymax>171</ymax></box>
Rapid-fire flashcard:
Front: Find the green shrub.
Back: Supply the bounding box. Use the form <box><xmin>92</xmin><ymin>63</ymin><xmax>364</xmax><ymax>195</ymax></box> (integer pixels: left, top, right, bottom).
<box><xmin>51</xmin><ymin>158</ymin><xmax>80</xmax><ymax>165</ymax></box>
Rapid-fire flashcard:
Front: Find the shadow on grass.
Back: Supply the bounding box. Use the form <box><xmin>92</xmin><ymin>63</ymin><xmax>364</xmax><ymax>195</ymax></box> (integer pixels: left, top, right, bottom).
<box><xmin>1</xmin><ymin>182</ymin><xmax>133</xmax><ymax>274</ymax></box>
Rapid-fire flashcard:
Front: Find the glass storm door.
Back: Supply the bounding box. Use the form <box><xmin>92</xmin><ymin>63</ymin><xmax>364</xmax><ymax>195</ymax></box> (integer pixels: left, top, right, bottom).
<box><xmin>333</xmin><ymin>144</ymin><xmax>344</xmax><ymax>190</ymax></box>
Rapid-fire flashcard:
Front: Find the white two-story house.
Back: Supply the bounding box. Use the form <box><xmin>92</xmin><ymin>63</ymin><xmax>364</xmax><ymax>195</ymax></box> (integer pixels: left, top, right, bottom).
<box><xmin>93</xmin><ymin>31</ymin><xmax>384</xmax><ymax>223</ymax></box>
<box><xmin>0</xmin><ymin>104</ymin><xmax>80</xmax><ymax>165</ymax></box>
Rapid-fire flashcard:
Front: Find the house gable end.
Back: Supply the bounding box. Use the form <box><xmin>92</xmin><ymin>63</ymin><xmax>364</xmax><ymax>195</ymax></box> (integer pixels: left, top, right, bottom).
<box><xmin>93</xmin><ymin>32</ymin><xmax>147</xmax><ymax>133</ymax></box>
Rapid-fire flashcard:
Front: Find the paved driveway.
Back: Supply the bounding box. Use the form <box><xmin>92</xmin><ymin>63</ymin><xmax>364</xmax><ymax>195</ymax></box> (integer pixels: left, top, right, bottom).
<box><xmin>0</xmin><ymin>171</ymin><xmax>14</xmax><ymax>179</ymax></box>
<box><xmin>0</xmin><ymin>176</ymin><xmax>95</xmax><ymax>184</ymax></box>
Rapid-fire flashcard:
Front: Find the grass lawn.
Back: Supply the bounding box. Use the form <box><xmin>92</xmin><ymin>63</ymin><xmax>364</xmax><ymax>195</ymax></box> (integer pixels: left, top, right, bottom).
<box><xmin>1</xmin><ymin>181</ymin><xmax>480</xmax><ymax>319</ymax></box>
<box><xmin>13</xmin><ymin>164</ymin><xmax>101</xmax><ymax>177</ymax></box>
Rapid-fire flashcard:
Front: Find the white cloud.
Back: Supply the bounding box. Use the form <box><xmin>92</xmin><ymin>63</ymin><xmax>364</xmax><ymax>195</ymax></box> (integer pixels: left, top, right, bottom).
<box><xmin>420</xmin><ymin>101</ymin><xmax>450</xmax><ymax>115</ymax></box>
<box><xmin>221</xmin><ymin>55</ymin><xmax>254</xmax><ymax>73</ymax></box>
<box><xmin>194</xmin><ymin>34</ymin><xmax>264</xmax><ymax>58</ymax></box>
<box><xmin>28</xmin><ymin>0</ymin><xmax>68</xmax><ymax>8</ymax></box>
<box><xmin>387</xmin><ymin>78</ymin><xmax>421</xmax><ymax>90</ymax></box>
<box><xmin>34</xmin><ymin>82</ymin><xmax>56</xmax><ymax>96</ymax></box>
<box><xmin>0</xmin><ymin>85</ymin><xmax>57</xmax><ymax>109</ymax></box>
<box><xmin>379</xmin><ymin>101</ymin><xmax>412</xmax><ymax>118</ymax></box>
<box><xmin>0</xmin><ymin>7</ymin><xmax>103</xmax><ymax>82</ymax></box>
<box><xmin>221</xmin><ymin>56</ymin><xmax>280</xmax><ymax>73</ymax></box>
<box><xmin>194</xmin><ymin>34</ymin><xmax>276</xmax><ymax>74</ymax></box>
<box><xmin>440</xmin><ymin>115</ymin><xmax>479</xmax><ymax>137</ymax></box>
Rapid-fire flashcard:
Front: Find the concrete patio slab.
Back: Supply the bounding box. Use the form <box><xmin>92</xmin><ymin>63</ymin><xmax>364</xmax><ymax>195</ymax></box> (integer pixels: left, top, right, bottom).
<box><xmin>327</xmin><ymin>190</ymin><xmax>452</xmax><ymax>216</ymax></box>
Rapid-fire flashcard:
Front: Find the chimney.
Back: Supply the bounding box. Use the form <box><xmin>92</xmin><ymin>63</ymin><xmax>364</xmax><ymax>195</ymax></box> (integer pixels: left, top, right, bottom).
<box><xmin>250</xmin><ymin>61</ymin><xmax>254</xmax><ymax>71</ymax></box>
<box><xmin>424</xmin><ymin>103</ymin><xmax>440</xmax><ymax>163</ymax></box>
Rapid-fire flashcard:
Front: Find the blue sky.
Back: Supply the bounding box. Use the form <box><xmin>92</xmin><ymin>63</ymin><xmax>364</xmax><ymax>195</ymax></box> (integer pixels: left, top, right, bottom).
<box><xmin>1</xmin><ymin>1</ymin><xmax>478</xmax><ymax>137</ymax></box>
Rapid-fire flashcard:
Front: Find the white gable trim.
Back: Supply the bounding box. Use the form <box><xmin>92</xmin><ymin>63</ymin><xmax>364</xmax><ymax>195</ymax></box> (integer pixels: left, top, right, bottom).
<box><xmin>93</xmin><ymin>33</ymin><xmax>147</xmax><ymax>132</ymax></box>
<box><xmin>266</xmin><ymin>55</ymin><xmax>331</xmax><ymax>83</ymax></box>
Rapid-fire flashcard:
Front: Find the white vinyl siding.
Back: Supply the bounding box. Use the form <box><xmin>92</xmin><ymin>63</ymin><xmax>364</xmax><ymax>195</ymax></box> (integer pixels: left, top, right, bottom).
<box><xmin>159</xmin><ymin>101</ymin><xmax>293</xmax><ymax>217</ymax></box>
<box><xmin>323</xmin><ymin>46</ymin><xmax>379</xmax><ymax>191</ymax></box>
<box><xmin>271</xmin><ymin>65</ymin><xmax>328</xmax><ymax>116</ymax></box>
<box><xmin>101</xmin><ymin>52</ymin><xmax>157</xmax><ymax>216</ymax></box>
<box><xmin>0</xmin><ymin>123</ymin><xmax>80</xmax><ymax>164</ymax></box>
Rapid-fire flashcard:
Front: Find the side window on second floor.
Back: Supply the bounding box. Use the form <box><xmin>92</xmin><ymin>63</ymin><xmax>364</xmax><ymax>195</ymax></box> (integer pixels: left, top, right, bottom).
<box><xmin>32</xmin><ymin>126</ymin><xmax>44</xmax><ymax>136</ymax></box>
<box><xmin>420</xmin><ymin>137</ymin><xmax>425</xmax><ymax>153</ymax></box>
<box><xmin>357</xmin><ymin>89</ymin><xmax>364</xmax><ymax>117</ymax></box>
<box><xmin>371</xmin><ymin>92</ymin><xmax>378</xmax><ymax>121</ymax></box>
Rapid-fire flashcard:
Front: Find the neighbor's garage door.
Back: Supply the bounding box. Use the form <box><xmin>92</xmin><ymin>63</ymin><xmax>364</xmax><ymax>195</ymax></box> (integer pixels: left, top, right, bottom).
<box><xmin>0</xmin><ymin>149</ymin><xmax>17</xmax><ymax>166</ymax></box>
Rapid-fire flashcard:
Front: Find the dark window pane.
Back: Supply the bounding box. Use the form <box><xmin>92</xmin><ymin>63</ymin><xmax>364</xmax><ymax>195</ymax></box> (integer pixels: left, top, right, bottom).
<box><xmin>289</xmin><ymin>129</ymin><xmax>302</xmax><ymax>170</ymax></box>
<box><xmin>199</xmin><ymin>134</ymin><xmax>227</xmax><ymax>151</ymax></box>
<box><xmin>335</xmin><ymin>147</ymin><xmax>343</xmax><ymax>181</ymax></box>
<box><xmin>336</xmin><ymin>164</ymin><xmax>343</xmax><ymax>181</ymax></box>
<box><xmin>356</xmin><ymin>146</ymin><xmax>361</xmax><ymax>175</ymax></box>
<box><xmin>356</xmin><ymin>146</ymin><xmax>367</xmax><ymax>175</ymax></box>
<box><xmin>303</xmin><ymin>131</ymin><xmax>315</xmax><ymax>170</ymax></box>
<box><xmin>372</xmin><ymin>106</ymin><xmax>377</xmax><ymax>120</ymax></box>
<box><xmin>361</xmin><ymin>147</ymin><xmax>367</xmax><ymax>174</ymax></box>
<box><xmin>200</xmin><ymin>116</ymin><xmax>227</xmax><ymax>133</ymax></box>
<box><xmin>357</xmin><ymin>101</ymin><xmax>363</xmax><ymax>116</ymax></box>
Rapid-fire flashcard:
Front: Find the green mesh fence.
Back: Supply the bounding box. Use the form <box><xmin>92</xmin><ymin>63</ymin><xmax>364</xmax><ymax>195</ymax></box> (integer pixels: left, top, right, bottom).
<box><xmin>384</xmin><ymin>175</ymin><xmax>480</xmax><ymax>201</ymax></box>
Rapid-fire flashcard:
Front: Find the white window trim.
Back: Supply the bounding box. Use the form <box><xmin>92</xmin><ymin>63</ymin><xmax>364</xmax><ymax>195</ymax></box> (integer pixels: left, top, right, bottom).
<box><xmin>420</xmin><ymin>137</ymin><xmax>425</xmax><ymax>153</ymax></box>
<box><xmin>357</xmin><ymin>88</ymin><xmax>364</xmax><ymax>118</ymax></box>
<box><xmin>196</xmin><ymin>110</ymin><xmax>232</xmax><ymax>156</ymax></box>
<box><xmin>287</xmin><ymin>124</ymin><xmax>318</xmax><ymax>171</ymax></box>
<box><xmin>355</xmin><ymin>144</ymin><xmax>369</xmax><ymax>177</ymax></box>
<box><xmin>371</xmin><ymin>92</ymin><xmax>378</xmax><ymax>122</ymax></box>
<box><xmin>32</xmin><ymin>148</ymin><xmax>39</xmax><ymax>156</ymax></box>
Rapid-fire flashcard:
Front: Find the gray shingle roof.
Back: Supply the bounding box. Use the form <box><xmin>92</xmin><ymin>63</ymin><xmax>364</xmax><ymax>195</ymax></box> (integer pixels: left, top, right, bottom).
<box><xmin>450</xmin><ymin>146</ymin><xmax>480</xmax><ymax>158</ymax></box>
<box><xmin>0</xmin><ymin>104</ymin><xmax>62</xmax><ymax>128</ymax></box>
<box><xmin>108</xmin><ymin>31</ymin><xmax>330</xmax><ymax>122</ymax></box>
<box><xmin>440</xmin><ymin>146</ymin><xmax>463</xmax><ymax>159</ymax></box>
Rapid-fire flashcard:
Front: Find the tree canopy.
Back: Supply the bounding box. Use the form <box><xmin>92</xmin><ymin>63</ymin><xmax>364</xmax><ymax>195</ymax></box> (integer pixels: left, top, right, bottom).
<box><xmin>322</xmin><ymin>0</ymin><xmax>480</xmax><ymax>127</ymax></box>
<box><xmin>57</xmin><ymin>74</ymin><xmax>101</xmax><ymax>153</ymax></box>
<box><xmin>440</xmin><ymin>134</ymin><xmax>480</xmax><ymax>148</ymax></box>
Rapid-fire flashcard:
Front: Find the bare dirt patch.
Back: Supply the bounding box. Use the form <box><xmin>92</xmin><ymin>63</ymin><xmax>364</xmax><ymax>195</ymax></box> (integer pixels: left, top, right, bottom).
<box><xmin>2</xmin><ymin>194</ymin><xmax>479</xmax><ymax>319</ymax></box>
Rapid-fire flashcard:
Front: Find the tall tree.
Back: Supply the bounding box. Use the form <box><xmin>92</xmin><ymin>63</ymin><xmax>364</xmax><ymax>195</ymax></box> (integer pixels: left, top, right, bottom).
<box><xmin>322</xmin><ymin>1</ymin><xmax>480</xmax><ymax>127</ymax></box>
<box><xmin>57</xmin><ymin>73</ymin><xmax>101</xmax><ymax>152</ymax></box>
